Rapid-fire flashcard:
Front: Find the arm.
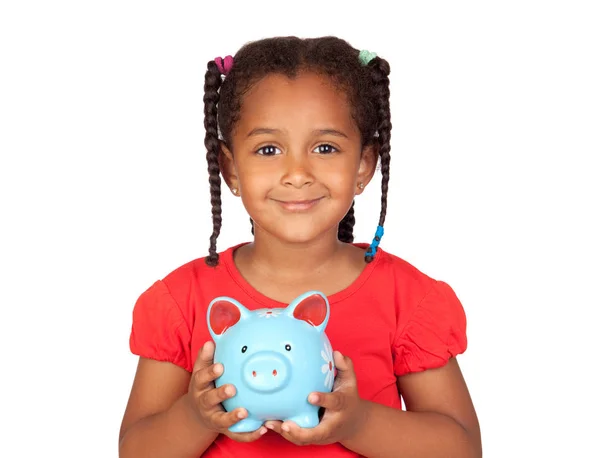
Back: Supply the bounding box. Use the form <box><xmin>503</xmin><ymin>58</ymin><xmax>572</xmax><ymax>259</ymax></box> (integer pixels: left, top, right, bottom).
<box><xmin>341</xmin><ymin>358</ymin><xmax>481</xmax><ymax>458</ymax></box>
<box><xmin>118</xmin><ymin>358</ymin><xmax>217</xmax><ymax>458</ymax></box>
<box><xmin>265</xmin><ymin>352</ymin><xmax>480</xmax><ymax>457</ymax></box>
<box><xmin>119</xmin><ymin>343</ymin><xmax>266</xmax><ymax>458</ymax></box>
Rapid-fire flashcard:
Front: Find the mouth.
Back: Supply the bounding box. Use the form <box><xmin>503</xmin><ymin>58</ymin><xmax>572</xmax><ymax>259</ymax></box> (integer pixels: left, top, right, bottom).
<box><xmin>273</xmin><ymin>197</ymin><xmax>324</xmax><ymax>212</ymax></box>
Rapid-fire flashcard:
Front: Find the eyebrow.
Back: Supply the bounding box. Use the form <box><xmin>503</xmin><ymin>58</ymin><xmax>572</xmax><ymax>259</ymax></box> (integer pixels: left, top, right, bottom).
<box><xmin>246</xmin><ymin>127</ymin><xmax>282</xmax><ymax>137</ymax></box>
<box><xmin>314</xmin><ymin>129</ymin><xmax>348</xmax><ymax>139</ymax></box>
<box><xmin>246</xmin><ymin>128</ymin><xmax>348</xmax><ymax>139</ymax></box>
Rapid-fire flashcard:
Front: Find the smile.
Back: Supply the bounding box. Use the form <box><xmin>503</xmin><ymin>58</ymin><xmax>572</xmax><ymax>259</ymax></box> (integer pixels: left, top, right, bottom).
<box><xmin>273</xmin><ymin>197</ymin><xmax>324</xmax><ymax>212</ymax></box>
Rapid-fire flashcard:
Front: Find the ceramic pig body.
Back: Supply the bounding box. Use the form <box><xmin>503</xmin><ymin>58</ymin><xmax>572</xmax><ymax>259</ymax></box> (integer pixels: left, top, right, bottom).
<box><xmin>207</xmin><ymin>291</ymin><xmax>336</xmax><ymax>433</ymax></box>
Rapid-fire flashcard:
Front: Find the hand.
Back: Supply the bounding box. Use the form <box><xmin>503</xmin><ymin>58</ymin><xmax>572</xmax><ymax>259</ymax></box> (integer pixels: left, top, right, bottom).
<box><xmin>185</xmin><ymin>341</ymin><xmax>267</xmax><ymax>442</ymax></box>
<box><xmin>265</xmin><ymin>351</ymin><xmax>368</xmax><ymax>446</ymax></box>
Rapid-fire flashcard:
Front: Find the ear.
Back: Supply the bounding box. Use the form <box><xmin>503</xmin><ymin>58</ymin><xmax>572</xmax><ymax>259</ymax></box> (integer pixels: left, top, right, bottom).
<box><xmin>207</xmin><ymin>297</ymin><xmax>250</xmax><ymax>341</ymax></box>
<box><xmin>218</xmin><ymin>141</ymin><xmax>239</xmax><ymax>195</ymax></box>
<box><xmin>356</xmin><ymin>143</ymin><xmax>378</xmax><ymax>195</ymax></box>
<box><xmin>285</xmin><ymin>291</ymin><xmax>330</xmax><ymax>333</ymax></box>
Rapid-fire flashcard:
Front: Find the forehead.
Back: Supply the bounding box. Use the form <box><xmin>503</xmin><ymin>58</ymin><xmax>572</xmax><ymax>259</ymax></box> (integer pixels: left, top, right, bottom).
<box><xmin>235</xmin><ymin>71</ymin><xmax>357</xmax><ymax>136</ymax></box>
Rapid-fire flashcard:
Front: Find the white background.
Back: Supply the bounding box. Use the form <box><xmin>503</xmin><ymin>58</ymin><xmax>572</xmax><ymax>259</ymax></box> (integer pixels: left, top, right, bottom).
<box><xmin>1</xmin><ymin>1</ymin><xmax>598</xmax><ymax>456</ymax></box>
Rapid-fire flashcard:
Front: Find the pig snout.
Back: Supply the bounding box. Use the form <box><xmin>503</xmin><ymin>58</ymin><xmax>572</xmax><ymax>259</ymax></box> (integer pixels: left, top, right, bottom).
<box><xmin>242</xmin><ymin>351</ymin><xmax>291</xmax><ymax>393</ymax></box>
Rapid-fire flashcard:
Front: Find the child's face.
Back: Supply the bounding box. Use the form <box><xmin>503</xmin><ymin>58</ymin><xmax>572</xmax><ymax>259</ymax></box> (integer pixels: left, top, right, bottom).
<box><xmin>221</xmin><ymin>71</ymin><xmax>376</xmax><ymax>244</ymax></box>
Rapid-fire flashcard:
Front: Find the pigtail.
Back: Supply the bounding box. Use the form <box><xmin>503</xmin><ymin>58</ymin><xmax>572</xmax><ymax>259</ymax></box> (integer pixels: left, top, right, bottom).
<box><xmin>338</xmin><ymin>202</ymin><xmax>355</xmax><ymax>243</ymax></box>
<box><xmin>204</xmin><ymin>61</ymin><xmax>224</xmax><ymax>266</ymax></box>
<box><xmin>365</xmin><ymin>57</ymin><xmax>392</xmax><ymax>263</ymax></box>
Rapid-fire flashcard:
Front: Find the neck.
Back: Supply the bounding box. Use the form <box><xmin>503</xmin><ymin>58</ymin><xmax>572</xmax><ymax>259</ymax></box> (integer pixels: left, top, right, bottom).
<box><xmin>241</xmin><ymin>227</ymin><xmax>346</xmax><ymax>280</ymax></box>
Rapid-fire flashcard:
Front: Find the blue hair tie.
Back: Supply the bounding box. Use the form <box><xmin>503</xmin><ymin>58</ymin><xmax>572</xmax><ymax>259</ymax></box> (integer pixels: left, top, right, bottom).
<box><xmin>365</xmin><ymin>225</ymin><xmax>384</xmax><ymax>257</ymax></box>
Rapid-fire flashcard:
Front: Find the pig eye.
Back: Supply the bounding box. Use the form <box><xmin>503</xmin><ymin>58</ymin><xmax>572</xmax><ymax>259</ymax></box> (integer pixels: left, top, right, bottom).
<box><xmin>285</xmin><ymin>344</ymin><xmax>292</xmax><ymax>351</ymax></box>
<box><xmin>241</xmin><ymin>346</ymin><xmax>248</xmax><ymax>353</ymax></box>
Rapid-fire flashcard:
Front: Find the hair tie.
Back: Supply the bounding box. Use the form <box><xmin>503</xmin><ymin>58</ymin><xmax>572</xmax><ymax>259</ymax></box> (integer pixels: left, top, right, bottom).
<box><xmin>358</xmin><ymin>49</ymin><xmax>377</xmax><ymax>66</ymax></box>
<box><xmin>215</xmin><ymin>55</ymin><xmax>234</xmax><ymax>76</ymax></box>
<box><xmin>365</xmin><ymin>225</ymin><xmax>384</xmax><ymax>258</ymax></box>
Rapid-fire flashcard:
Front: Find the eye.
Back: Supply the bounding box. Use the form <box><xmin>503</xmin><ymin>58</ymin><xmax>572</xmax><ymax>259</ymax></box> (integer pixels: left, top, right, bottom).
<box><xmin>256</xmin><ymin>145</ymin><xmax>282</xmax><ymax>156</ymax></box>
<box><xmin>285</xmin><ymin>344</ymin><xmax>292</xmax><ymax>351</ymax></box>
<box><xmin>241</xmin><ymin>345</ymin><xmax>248</xmax><ymax>353</ymax></box>
<box><xmin>313</xmin><ymin>144</ymin><xmax>337</xmax><ymax>154</ymax></box>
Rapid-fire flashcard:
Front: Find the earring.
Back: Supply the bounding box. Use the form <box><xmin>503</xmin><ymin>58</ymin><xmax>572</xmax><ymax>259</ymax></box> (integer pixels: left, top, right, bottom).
<box><xmin>358</xmin><ymin>182</ymin><xmax>365</xmax><ymax>190</ymax></box>
<box><xmin>232</xmin><ymin>187</ymin><xmax>239</xmax><ymax>195</ymax></box>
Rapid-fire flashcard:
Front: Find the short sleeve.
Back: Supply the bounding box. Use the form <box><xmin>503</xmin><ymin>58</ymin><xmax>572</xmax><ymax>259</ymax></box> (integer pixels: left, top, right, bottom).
<box><xmin>129</xmin><ymin>280</ymin><xmax>193</xmax><ymax>372</ymax></box>
<box><xmin>393</xmin><ymin>280</ymin><xmax>467</xmax><ymax>376</ymax></box>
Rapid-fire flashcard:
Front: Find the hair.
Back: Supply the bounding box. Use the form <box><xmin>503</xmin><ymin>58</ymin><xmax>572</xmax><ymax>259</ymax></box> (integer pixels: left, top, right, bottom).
<box><xmin>203</xmin><ymin>36</ymin><xmax>391</xmax><ymax>266</ymax></box>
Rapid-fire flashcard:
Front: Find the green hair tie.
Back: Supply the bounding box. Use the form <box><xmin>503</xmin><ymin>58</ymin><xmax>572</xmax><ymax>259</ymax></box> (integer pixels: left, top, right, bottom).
<box><xmin>358</xmin><ymin>49</ymin><xmax>377</xmax><ymax>66</ymax></box>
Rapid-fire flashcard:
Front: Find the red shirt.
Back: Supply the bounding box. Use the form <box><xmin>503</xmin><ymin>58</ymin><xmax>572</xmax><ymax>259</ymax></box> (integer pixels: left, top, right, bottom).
<box><xmin>129</xmin><ymin>243</ymin><xmax>467</xmax><ymax>457</ymax></box>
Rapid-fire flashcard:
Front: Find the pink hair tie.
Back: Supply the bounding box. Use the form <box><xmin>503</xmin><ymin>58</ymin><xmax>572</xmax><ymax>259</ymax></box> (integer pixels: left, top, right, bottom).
<box><xmin>215</xmin><ymin>55</ymin><xmax>234</xmax><ymax>76</ymax></box>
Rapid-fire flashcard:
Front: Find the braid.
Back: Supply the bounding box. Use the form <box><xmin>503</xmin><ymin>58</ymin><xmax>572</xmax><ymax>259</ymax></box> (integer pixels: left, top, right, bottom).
<box><xmin>338</xmin><ymin>201</ymin><xmax>355</xmax><ymax>243</ymax></box>
<box><xmin>365</xmin><ymin>57</ymin><xmax>392</xmax><ymax>263</ymax></box>
<box><xmin>204</xmin><ymin>61</ymin><xmax>224</xmax><ymax>266</ymax></box>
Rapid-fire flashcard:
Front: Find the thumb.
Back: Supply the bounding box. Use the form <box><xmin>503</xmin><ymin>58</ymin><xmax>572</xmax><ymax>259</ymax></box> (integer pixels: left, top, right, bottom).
<box><xmin>333</xmin><ymin>351</ymin><xmax>356</xmax><ymax>381</ymax></box>
<box><xmin>192</xmin><ymin>340</ymin><xmax>215</xmax><ymax>373</ymax></box>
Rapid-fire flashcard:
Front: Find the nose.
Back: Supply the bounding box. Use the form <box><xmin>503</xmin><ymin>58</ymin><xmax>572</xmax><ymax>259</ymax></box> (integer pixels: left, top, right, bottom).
<box><xmin>282</xmin><ymin>153</ymin><xmax>314</xmax><ymax>189</ymax></box>
<box><xmin>242</xmin><ymin>351</ymin><xmax>290</xmax><ymax>393</ymax></box>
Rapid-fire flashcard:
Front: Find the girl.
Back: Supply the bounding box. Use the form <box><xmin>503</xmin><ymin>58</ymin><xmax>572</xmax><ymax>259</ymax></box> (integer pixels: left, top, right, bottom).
<box><xmin>119</xmin><ymin>36</ymin><xmax>481</xmax><ymax>458</ymax></box>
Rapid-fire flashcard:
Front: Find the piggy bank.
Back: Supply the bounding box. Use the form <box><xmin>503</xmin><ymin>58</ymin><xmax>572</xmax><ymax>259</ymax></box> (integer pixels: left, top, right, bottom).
<box><xmin>207</xmin><ymin>291</ymin><xmax>336</xmax><ymax>433</ymax></box>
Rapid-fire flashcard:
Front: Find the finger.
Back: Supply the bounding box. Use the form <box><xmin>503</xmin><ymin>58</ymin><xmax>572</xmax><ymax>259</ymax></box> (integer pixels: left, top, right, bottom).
<box><xmin>227</xmin><ymin>425</ymin><xmax>269</xmax><ymax>442</ymax></box>
<box><xmin>211</xmin><ymin>408</ymin><xmax>249</xmax><ymax>430</ymax></box>
<box><xmin>192</xmin><ymin>341</ymin><xmax>216</xmax><ymax>373</ymax></box>
<box><xmin>332</xmin><ymin>351</ymin><xmax>357</xmax><ymax>385</ymax></box>
<box><xmin>333</xmin><ymin>351</ymin><xmax>353</xmax><ymax>373</ymax></box>
<box><xmin>191</xmin><ymin>361</ymin><xmax>224</xmax><ymax>391</ymax></box>
<box><xmin>264</xmin><ymin>420</ymin><xmax>284</xmax><ymax>434</ymax></box>
<box><xmin>279</xmin><ymin>420</ymin><xmax>324</xmax><ymax>446</ymax></box>
<box><xmin>308</xmin><ymin>391</ymin><xmax>344</xmax><ymax>411</ymax></box>
<box><xmin>201</xmin><ymin>383</ymin><xmax>236</xmax><ymax>408</ymax></box>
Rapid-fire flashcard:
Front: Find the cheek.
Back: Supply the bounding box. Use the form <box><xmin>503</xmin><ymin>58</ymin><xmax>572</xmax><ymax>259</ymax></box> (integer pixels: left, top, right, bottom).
<box><xmin>322</xmin><ymin>161</ymin><xmax>360</xmax><ymax>191</ymax></box>
<box><xmin>237</xmin><ymin>166</ymin><xmax>273</xmax><ymax>193</ymax></box>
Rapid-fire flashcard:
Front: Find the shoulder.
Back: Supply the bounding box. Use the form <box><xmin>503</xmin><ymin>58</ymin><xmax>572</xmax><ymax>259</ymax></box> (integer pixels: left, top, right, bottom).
<box><xmin>134</xmin><ymin>244</ymin><xmax>242</xmax><ymax>323</ymax></box>
<box><xmin>160</xmin><ymin>244</ymin><xmax>240</xmax><ymax>291</ymax></box>
<box><xmin>368</xmin><ymin>246</ymin><xmax>439</xmax><ymax>299</ymax></box>
<box><xmin>367</xmin><ymin>247</ymin><xmax>467</xmax><ymax>333</ymax></box>
<box><xmin>372</xmin><ymin>249</ymin><xmax>469</xmax><ymax>375</ymax></box>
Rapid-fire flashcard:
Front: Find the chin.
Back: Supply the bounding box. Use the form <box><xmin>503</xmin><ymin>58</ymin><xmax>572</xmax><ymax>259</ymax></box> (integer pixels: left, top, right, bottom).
<box><xmin>260</xmin><ymin>219</ymin><xmax>334</xmax><ymax>245</ymax></box>
<box><xmin>253</xmin><ymin>209</ymin><xmax>346</xmax><ymax>245</ymax></box>
<box><xmin>275</xmin><ymin>227</ymin><xmax>324</xmax><ymax>245</ymax></box>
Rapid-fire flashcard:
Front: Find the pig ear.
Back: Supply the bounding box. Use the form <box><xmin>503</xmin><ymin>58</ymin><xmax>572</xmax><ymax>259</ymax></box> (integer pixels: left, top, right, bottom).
<box><xmin>286</xmin><ymin>291</ymin><xmax>330</xmax><ymax>333</ymax></box>
<box><xmin>207</xmin><ymin>297</ymin><xmax>250</xmax><ymax>341</ymax></box>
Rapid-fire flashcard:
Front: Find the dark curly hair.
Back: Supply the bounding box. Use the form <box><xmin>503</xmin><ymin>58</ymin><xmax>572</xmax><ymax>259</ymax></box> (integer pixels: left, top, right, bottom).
<box><xmin>203</xmin><ymin>36</ymin><xmax>391</xmax><ymax>266</ymax></box>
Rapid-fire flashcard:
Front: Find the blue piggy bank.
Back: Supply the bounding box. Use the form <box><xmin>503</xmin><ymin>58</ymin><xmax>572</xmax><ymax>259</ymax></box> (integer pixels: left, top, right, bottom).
<box><xmin>207</xmin><ymin>291</ymin><xmax>336</xmax><ymax>433</ymax></box>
